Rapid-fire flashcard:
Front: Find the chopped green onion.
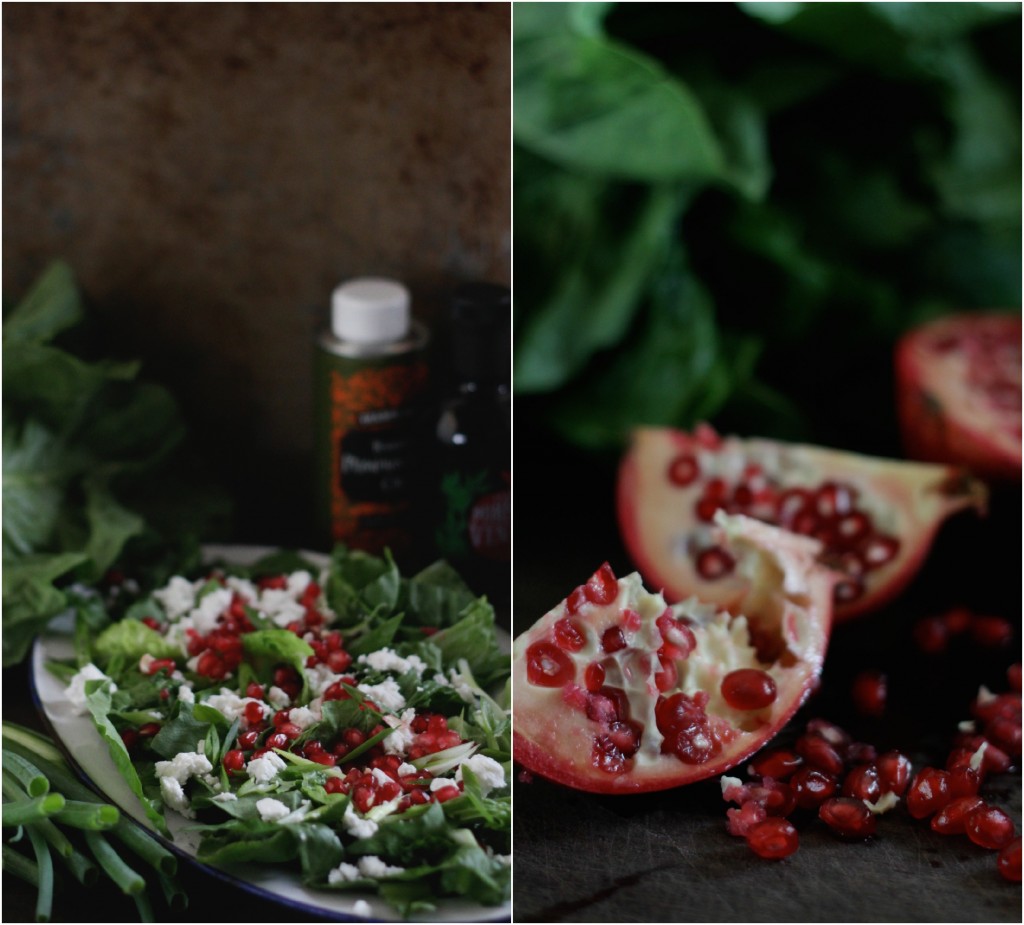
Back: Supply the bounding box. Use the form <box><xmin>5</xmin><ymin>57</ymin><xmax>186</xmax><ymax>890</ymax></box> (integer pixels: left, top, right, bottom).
<box><xmin>110</xmin><ymin>818</ymin><xmax>177</xmax><ymax>876</ymax></box>
<box><xmin>26</xmin><ymin>823</ymin><xmax>54</xmax><ymax>922</ymax></box>
<box><xmin>83</xmin><ymin>830</ymin><xmax>145</xmax><ymax>895</ymax></box>
<box><xmin>2</xmin><ymin>843</ymin><xmax>40</xmax><ymax>887</ymax></box>
<box><xmin>2</xmin><ymin>792</ymin><xmax>66</xmax><ymax>826</ymax></box>
<box><xmin>53</xmin><ymin>799</ymin><xmax>120</xmax><ymax>830</ymax></box>
<box><xmin>1</xmin><ymin>749</ymin><xmax>50</xmax><ymax>796</ymax></box>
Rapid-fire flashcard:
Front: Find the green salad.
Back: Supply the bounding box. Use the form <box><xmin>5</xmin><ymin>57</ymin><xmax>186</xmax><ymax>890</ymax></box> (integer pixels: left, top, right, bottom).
<box><xmin>46</xmin><ymin>545</ymin><xmax>511</xmax><ymax>917</ymax></box>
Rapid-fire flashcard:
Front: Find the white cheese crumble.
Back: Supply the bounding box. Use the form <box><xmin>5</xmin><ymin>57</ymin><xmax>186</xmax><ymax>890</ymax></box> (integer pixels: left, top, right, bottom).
<box><xmin>159</xmin><ymin>776</ymin><xmax>193</xmax><ymax>818</ymax></box>
<box><xmin>66</xmin><ymin>664</ymin><xmax>116</xmax><ymax>715</ymax></box>
<box><xmin>382</xmin><ymin>709</ymin><xmax>417</xmax><ymax>757</ymax></box>
<box><xmin>154</xmin><ymin>751</ymin><xmax>213</xmax><ymax>786</ymax></box>
<box><xmin>246</xmin><ymin>751</ymin><xmax>287</xmax><ymax>785</ymax></box>
<box><xmin>357</xmin><ymin>678</ymin><xmax>405</xmax><ymax>712</ymax></box>
<box><xmin>456</xmin><ymin>754</ymin><xmax>506</xmax><ymax>795</ymax></box>
<box><xmin>288</xmin><ymin>705</ymin><xmax>320</xmax><ymax>730</ymax></box>
<box><xmin>357</xmin><ymin>856</ymin><xmax>404</xmax><ymax>878</ymax></box>
<box><xmin>328</xmin><ymin>862</ymin><xmax>360</xmax><ymax>884</ymax></box>
<box><xmin>267</xmin><ymin>685</ymin><xmax>292</xmax><ymax>709</ymax></box>
<box><xmin>256</xmin><ymin>797</ymin><xmax>291</xmax><ymax>822</ymax></box>
<box><xmin>153</xmin><ymin>576</ymin><xmax>196</xmax><ymax>619</ymax></box>
<box><xmin>342</xmin><ymin>802</ymin><xmax>378</xmax><ymax>839</ymax></box>
<box><xmin>357</xmin><ymin>647</ymin><xmax>428</xmax><ymax>677</ymax></box>
<box><xmin>139</xmin><ymin>653</ymin><xmax>156</xmax><ymax>674</ymax></box>
<box><xmin>201</xmin><ymin>690</ymin><xmax>268</xmax><ymax>724</ymax></box>
<box><xmin>353</xmin><ymin>900</ymin><xmax>372</xmax><ymax>917</ymax></box>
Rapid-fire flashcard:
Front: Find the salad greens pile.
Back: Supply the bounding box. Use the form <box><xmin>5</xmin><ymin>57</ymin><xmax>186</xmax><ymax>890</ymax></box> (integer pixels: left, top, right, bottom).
<box><xmin>47</xmin><ymin>544</ymin><xmax>511</xmax><ymax>916</ymax></box>
<box><xmin>514</xmin><ymin>2</ymin><xmax>1021</xmax><ymax>453</ymax></box>
<box><xmin>3</xmin><ymin>261</ymin><xmax>230</xmax><ymax>668</ymax></box>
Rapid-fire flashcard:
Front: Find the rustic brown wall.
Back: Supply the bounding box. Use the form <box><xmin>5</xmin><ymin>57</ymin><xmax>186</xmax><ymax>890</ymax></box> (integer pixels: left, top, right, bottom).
<box><xmin>3</xmin><ymin>2</ymin><xmax>510</xmax><ymax>546</ymax></box>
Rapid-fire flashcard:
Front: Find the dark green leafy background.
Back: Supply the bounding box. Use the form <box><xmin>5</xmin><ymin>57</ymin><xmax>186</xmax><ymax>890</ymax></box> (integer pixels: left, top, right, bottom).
<box><xmin>514</xmin><ymin>1</ymin><xmax>1021</xmax><ymax>455</ymax></box>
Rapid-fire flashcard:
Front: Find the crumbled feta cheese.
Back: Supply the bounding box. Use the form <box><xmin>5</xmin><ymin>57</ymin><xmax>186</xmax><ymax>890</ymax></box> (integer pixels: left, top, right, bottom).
<box><xmin>287</xmin><ymin>570</ymin><xmax>312</xmax><ymax>597</ymax></box>
<box><xmin>154</xmin><ymin>576</ymin><xmax>197</xmax><ymax>620</ymax></box>
<box><xmin>258</xmin><ymin>589</ymin><xmax>306</xmax><ymax>627</ymax></box>
<box><xmin>447</xmin><ymin>668</ymin><xmax>477</xmax><ymax>703</ymax></box>
<box><xmin>288</xmin><ymin>705</ymin><xmax>320</xmax><ymax>730</ymax></box>
<box><xmin>212</xmin><ymin>792</ymin><xmax>238</xmax><ymax>803</ymax></box>
<box><xmin>342</xmin><ymin>801</ymin><xmax>378</xmax><ymax>839</ymax></box>
<box><xmin>177</xmin><ymin>685</ymin><xmax>195</xmax><ymax>705</ymax></box>
<box><xmin>328</xmin><ymin>862</ymin><xmax>360</xmax><ymax>884</ymax></box>
<box><xmin>267</xmin><ymin>685</ymin><xmax>292</xmax><ymax>709</ymax></box>
<box><xmin>256</xmin><ymin>798</ymin><xmax>291</xmax><ymax>822</ymax></box>
<box><xmin>357</xmin><ymin>647</ymin><xmax>428</xmax><ymax>678</ymax></box>
<box><xmin>353</xmin><ymin>900</ymin><xmax>372</xmax><ymax>917</ymax></box>
<box><xmin>382</xmin><ymin>709</ymin><xmax>417</xmax><ymax>757</ymax></box>
<box><xmin>139</xmin><ymin>653</ymin><xmax>156</xmax><ymax>674</ymax></box>
<box><xmin>155</xmin><ymin>751</ymin><xmax>213</xmax><ymax>786</ymax></box>
<box><xmin>225</xmin><ymin>575</ymin><xmax>258</xmax><ymax>601</ymax></box>
<box><xmin>357</xmin><ymin>856</ymin><xmax>404</xmax><ymax>878</ymax></box>
<box><xmin>159</xmin><ymin>776</ymin><xmax>194</xmax><ymax>818</ymax></box>
<box><xmin>202</xmin><ymin>690</ymin><xmax>268</xmax><ymax>724</ymax></box>
<box><xmin>190</xmin><ymin>587</ymin><xmax>234</xmax><ymax>634</ymax></box>
<box><xmin>371</xmin><ymin>767</ymin><xmax>394</xmax><ymax>787</ymax></box>
<box><xmin>66</xmin><ymin>664</ymin><xmax>116</xmax><ymax>714</ymax></box>
<box><xmin>357</xmin><ymin>678</ymin><xmax>405</xmax><ymax>712</ymax></box>
<box><xmin>429</xmin><ymin>776</ymin><xmax>456</xmax><ymax>792</ymax></box>
<box><xmin>397</xmin><ymin>762</ymin><xmax>418</xmax><ymax>777</ymax></box>
<box><xmin>456</xmin><ymin>754</ymin><xmax>506</xmax><ymax>795</ymax></box>
<box><xmin>246</xmin><ymin>751</ymin><xmax>287</xmax><ymax>785</ymax></box>
<box><xmin>303</xmin><ymin>665</ymin><xmax>340</xmax><ymax>699</ymax></box>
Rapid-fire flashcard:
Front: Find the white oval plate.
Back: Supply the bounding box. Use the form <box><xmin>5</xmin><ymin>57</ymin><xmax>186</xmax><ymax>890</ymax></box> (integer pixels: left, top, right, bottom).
<box><xmin>30</xmin><ymin>545</ymin><xmax>512</xmax><ymax>923</ymax></box>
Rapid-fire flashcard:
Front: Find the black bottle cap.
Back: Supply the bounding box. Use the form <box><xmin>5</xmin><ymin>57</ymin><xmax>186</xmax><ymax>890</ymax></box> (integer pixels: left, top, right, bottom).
<box><xmin>450</xmin><ymin>282</ymin><xmax>510</xmax><ymax>384</ymax></box>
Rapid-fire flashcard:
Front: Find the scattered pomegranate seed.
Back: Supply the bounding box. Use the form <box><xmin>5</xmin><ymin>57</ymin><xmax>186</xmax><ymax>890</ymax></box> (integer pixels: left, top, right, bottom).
<box><xmin>222</xmin><ymin>749</ymin><xmax>246</xmax><ymax>773</ymax></box>
<box><xmin>997</xmin><ymin>837</ymin><xmax>1022</xmax><ymax>882</ymax></box>
<box><xmin>931</xmin><ymin>796</ymin><xmax>985</xmax><ymax>835</ymax></box>
<box><xmin>906</xmin><ymin>767</ymin><xmax>952</xmax><ymax>819</ymax></box>
<box><xmin>795</xmin><ymin>734</ymin><xmax>845</xmax><ymax>777</ymax></box>
<box><xmin>726</xmin><ymin>801</ymin><xmax>767</xmax><ymax>837</ymax></box>
<box><xmin>749</xmin><ymin>749</ymin><xmax>803</xmax><ymax>781</ymax></box>
<box><xmin>965</xmin><ymin>805</ymin><xmax>1016</xmax><ymax>850</ymax></box>
<box><xmin>941</xmin><ymin>606</ymin><xmax>972</xmax><ymax>635</ymax></box>
<box><xmin>842</xmin><ymin>764</ymin><xmax>881</xmax><ymax>803</ymax></box>
<box><xmin>819</xmin><ymin>797</ymin><xmax>877</xmax><ymax>839</ymax></box>
<box><xmin>746</xmin><ymin>818</ymin><xmax>799</xmax><ymax>859</ymax></box>
<box><xmin>913</xmin><ymin>616</ymin><xmax>949</xmax><ymax>654</ymax></box>
<box><xmin>1009</xmin><ymin>664</ymin><xmax>1022</xmax><ymax>693</ymax></box>
<box><xmin>969</xmin><ymin>615</ymin><xmax>1013</xmax><ymax>648</ymax></box>
<box><xmin>790</xmin><ymin>767</ymin><xmax>838</xmax><ymax>810</ymax></box>
<box><xmin>850</xmin><ymin>670</ymin><xmax>887</xmax><ymax>717</ymax></box>
<box><xmin>877</xmin><ymin>750</ymin><xmax>912</xmax><ymax>796</ymax></box>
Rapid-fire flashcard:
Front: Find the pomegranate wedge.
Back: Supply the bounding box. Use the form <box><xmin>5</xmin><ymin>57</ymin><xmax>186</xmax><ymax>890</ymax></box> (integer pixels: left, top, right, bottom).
<box><xmin>895</xmin><ymin>312</ymin><xmax>1022</xmax><ymax>482</ymax></box>
<box><xmin>513</xmin><ymin>514</ymin><xmax>837</xmax><ymax>794</ymax></box>
<box><xmin>617</xmin><ymin>425</ymin><xmax>987</xmax><ymax>622</ymax></box>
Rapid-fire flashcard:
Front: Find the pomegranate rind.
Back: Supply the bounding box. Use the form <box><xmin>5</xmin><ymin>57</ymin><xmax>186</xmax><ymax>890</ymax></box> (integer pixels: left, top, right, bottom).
<box><xmin>895</xmin><ymin>312</ymin><xmax>1022</xmax><ymax>482</ymax></box>
<box><xmin>616</xmin><ymin>426</ymin><xmax>987</xmax><ymax>622</ymax></box>
<box><xmin>512</xmin><ymin>514</ymin><xmax>837</xmax><ymax>794</ymax></box>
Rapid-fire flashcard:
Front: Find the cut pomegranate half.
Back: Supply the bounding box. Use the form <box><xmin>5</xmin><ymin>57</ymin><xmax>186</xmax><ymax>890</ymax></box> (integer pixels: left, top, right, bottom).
<box><xmin>512</xmin><ymin>513</ymin><xmax>837</xmax><ymax>794</ymax></box>
<box><xmin>895</xmin><ymin>312</ymin><xmax>1022</xmax><ymax>482</ymax></box>
<box><xmin>616</xmin><ymin>425</ymin><xmax>987</xmax><ymax>622</ymax></box>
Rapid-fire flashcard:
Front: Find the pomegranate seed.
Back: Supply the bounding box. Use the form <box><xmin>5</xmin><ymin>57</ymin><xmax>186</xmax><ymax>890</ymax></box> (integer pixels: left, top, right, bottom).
<box><xmin>819</xmin><ymin>797</ymin><xmax>877</xmax><ymax>839</ymax></box>
<box><xmin>434</xmin><ymin>785</ymin><xmax>461</xmax><ymax>803</ymax></box>
<box><xmin>120</xmin><ymin>729</ymin><xmax>139</xmax><ymax>750</ymax></box>
<box><xmin>746</xmin><ymin>818</ymin><xmax>799</xmax><ymax>859</ymax></box>
<box><xmin>834</xmin><ymin>511</ymin><xmax>870</xmax><ymax>545</ymax></box>
<box><xmin>860</xmin><ymin>534</ymin><xmax>899</xmax><ymax>569</ymax></box>
<box><xmin>324</xmin><ymin>777</ymin><xmax>345</xmax><ymax>794</ymax></box>
<box><xmin>947</xmin><ymin>764</ymin><xmax>982</xmax><ymax>798</ymax></box>
<box><xmin>141</xmin><ymin>616</ymin><xmax>162</xmax><ymax>631</ymax></box>
<box><xmin>584</xmin><ymin>662</ymin><xmax>606</xmax><ymax>692</ymax></box>
<box><xmin>238</xmin><ymin>728</ymin><xmax>261</xmax><ymax>749</ymax></box>
<box><xmin>986</xmin><ymin>716</ymin><xmax>1023</xmax><ymax>756</ymax></box>
<box><xmin>695</xmin><ymin>546</ymin><xmax>735</xmax><ymax>580</ymax></box>
<box><xmin>877</xmin><ymin>750</ymin><xmax>912</xmax><ymax>796</ymax></box>
<box><xmin>795</xmin><ymin>734</ymin><xmax>844</xmax><ymax>777</ymax></box>
<box><xmin>842</xmin><ymin>764</ymin><xmax>881</xmax><ymax>803</ymax></box>
<box><xmin>815</xmin><ymin>482</ymin><xmax>855</xmax><ymax>518</ymax></box>
<box><xmin>605</xmin><ymin>721</ymin><xmax>641</xmax><ymax>757</ymax></box>
<box><xmin>997</xmin><ymin>837</ymin><xmax>1022</xmax><ymax>882</ymax></box>
<box><xmin>776</xmin><ymin>488</ymin><xmax>812</xmax><ymax>525</ymax></box>
<box><xmin>941</xmin><ymin>606</ymin><xmax>972</xmax><ymax>635</ymax></box>
<box><xmin>726</xmin><ymin>801</ymin><xmax>767</xmax><ymax>837</ymax></box>
<box><xmin>656</xmin><ymin>692</ymin><xmax>719</xmax><ymax>765</ymax></box>
<box><xmin>721</xmin><ymin>669</ymin><xmax>777</xmax><ymax>711</ymax></box>
<box><xmin>694</xmin><ymin>496</ymin><xmax>721</xmax><ymax>523</ymax></box>
<box><xmin>525</xmin><ymin>641</ymin><xmax>575</xmax><ymax>687</ymax></box>
<box><xmin>222</xmin><ymin>749</ymin><xmax>246</xmax><ymax>773</ymax></box>
<box><xmin>653</xmin><ymin>655</ymin><xmax>678</xmax><ymax>693</ymax></box>
<box><xmin>906</xmin><ymin>767</ymin><xmax>952</xmax><ymax>819</ymax></box>
<box><xmin>791</xmin><ymin>767</ymin><xmax>838</xmax><ymax>809</ymax></box>
<box><xmin>667</xmin><ymin>453</ymin><xmax>700</xmax><ymax>487</ymax></box>
<box><xmin>601</xmin><ymin>626</ymin><xmax>627</xmax><ymax>654</ymax></box>
<box><xmin>266</xmin><ymin>732</ymin><xmax>289</xmax><ymax>749</ymax></box>
<box><xmin>566</xmin><ymin>586</ymin><xmax>587</xmax><ymax>615</ymax></box>
<box><xmin>245</xmin><ymin>682</ymin><xmax>265</xmax><ymax>700</ymax></box>
<box><xmin>931</xmin><ymin>796</ymin><xmax>985</xmax><ymax>835</ymax></box>
<box><xmin>138</xmin><ymin>723</ymin><xmax>161</xmax><ymax>737</ymax></box>
<box><xmin>553</xmin><ymin>617</ymin><xmax>586</xmax><ymax>652</ymax></box>
<box><xmin>1009</xmin><ymin>664</ymin><xmax>1022</xmax><ymax>692</ymax></box>
<box><xmin>749</xmin><ymin>749</ymin><xmax>802</xmax><ymax>781</ymax></box>
<box><xmin>965</xmin><ymin>804</ymin><xmax>1016</xmax><ymax>850</ymax></box>
<box><xmin>970</xmin><ymin>615</ymin><xmax>1013</xmax><ymax>648</ymax></box>
<box><xmin>656</xmin><ymin>612</ymin><xmax>696</xmax><ymax>658</ymax></box>
<box><xmin>584</xmin><ymin>563</ymin><xmax>618</xmax><ymax>605</ymax></box>
<box><xmin>955</xmin><ymin>734</ymin><xmax>1012</xmax><ymax>774</ymax></box>
<box><xmin>913</xmin><ymin>616</ymin><xmax>949</xmax><ymax>654</ymax></box>
<box><xmin>850</xmin><ymin>670</ymin><xmax>887</xmax><ymax>717</ymax></box>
